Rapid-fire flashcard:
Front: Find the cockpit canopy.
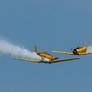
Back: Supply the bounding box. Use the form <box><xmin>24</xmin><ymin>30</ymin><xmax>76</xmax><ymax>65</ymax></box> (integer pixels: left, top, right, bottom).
<box><xmin>41</xmin><ymin>51</ymin><xmax>51</xmax><ymax>55</ymax></box>
<box><xmin>76</xmin><ymin>46</ymin><xmax>82</xmax><ymax>49</ymax></box>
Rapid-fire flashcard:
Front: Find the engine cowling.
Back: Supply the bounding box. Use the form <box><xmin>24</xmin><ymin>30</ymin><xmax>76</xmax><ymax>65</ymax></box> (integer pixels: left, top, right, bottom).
<box><xmin>72</xmin><ymin>49</ymin><xmax>79</xmax><ymax>55</ymax></box>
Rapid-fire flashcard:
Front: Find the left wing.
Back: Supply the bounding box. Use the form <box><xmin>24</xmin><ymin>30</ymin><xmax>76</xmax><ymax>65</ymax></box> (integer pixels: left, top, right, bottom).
<box><xmin>53</xmin><ymin>57</ymin><xmax>80</xmax><ymax>63</ymax></box>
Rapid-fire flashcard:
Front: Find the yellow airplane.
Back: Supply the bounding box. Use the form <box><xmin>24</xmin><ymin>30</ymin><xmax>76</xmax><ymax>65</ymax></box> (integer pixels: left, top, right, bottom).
<box><xmin>13</xmin><ymin>45</ymin><xmax>80</xmax><ymax>64</ymax></box>
<box><xmin>52</xmin><ymin>41</ymin><xmax>92</xmax><ymax>55</ymax></box>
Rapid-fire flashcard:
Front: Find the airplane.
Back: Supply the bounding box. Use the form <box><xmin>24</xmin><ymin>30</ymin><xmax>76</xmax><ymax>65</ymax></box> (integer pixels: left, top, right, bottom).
<box><xmin>52</xmin><ymin>41</ymin><xmax>92</xmax><ymax>55</ymax></box>
<box><xmin>13</xmin><ymin>45</ymin><xmax>80</xmax><ymax>64</ymax></box>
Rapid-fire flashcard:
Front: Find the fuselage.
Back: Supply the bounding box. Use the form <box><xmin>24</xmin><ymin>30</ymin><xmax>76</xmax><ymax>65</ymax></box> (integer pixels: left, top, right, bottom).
<box><xmin>37</xmin><ymin>52</ymin><xmax>55</xmax><ymax>61</ymax></box>
<box><xmin>72</xmin><ymin>46</ymin><xmax>87</xmax><ymax>55</ymax></box>
<box><xmin>34</xmin><ymin>45</ymin><xmax>55</xmax><ymax>61</ymax></box>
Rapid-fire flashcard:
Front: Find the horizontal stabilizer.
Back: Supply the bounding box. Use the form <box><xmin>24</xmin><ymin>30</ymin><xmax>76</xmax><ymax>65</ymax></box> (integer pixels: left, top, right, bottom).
<box><xmin>87</xmin><ymin>48</ymin><xmax>92</xmax><ymax>49</ymax></box>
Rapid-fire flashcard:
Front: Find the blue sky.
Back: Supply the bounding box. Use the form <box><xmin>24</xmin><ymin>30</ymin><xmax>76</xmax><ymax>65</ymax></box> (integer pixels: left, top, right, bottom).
<box><xmin>0</xmin><ymin>0</ymin><xmax>92</xmax><ymax>92</ymax></box>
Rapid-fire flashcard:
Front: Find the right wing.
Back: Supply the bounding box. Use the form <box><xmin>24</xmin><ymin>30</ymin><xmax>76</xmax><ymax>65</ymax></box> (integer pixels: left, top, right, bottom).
<box><xmin>79</xmin><ymin>52</ymin><xmax>92</xmax><ymax>55</ymax></box>
<box><xmin>53</xmin><ymin>57</ymin><xmax>80</xmax><ymax>63</ymax></box>
<box><xmin>13</xmin><ymin>58</ymin><xmax>42</xmax><ymax>63</ymax></box>
<box><xmin>52</xmin><ymin>51</ymin><xmax>74</xmax><ymax>55</ymax></box>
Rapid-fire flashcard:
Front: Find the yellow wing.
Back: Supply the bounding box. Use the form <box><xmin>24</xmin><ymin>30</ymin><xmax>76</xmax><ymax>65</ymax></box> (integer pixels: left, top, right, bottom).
<box><xmin>79</xmin><ymin>52</ymin><xmax>92</xmax><ymax>55</ymax></box>
<box><xmin>52</xmin><ymin>51</ymin><xmax>74</xmax><ymax>55</ymax></box>
<box><xmin>13</xmin><ymin>58</ymin><xmax>42</xmax><ymax>63</ymax></box>
<box><xmin>13</xmin><ymin>57</ymin><xmax>80</xmax><ymax>64</ymax></box>
<box><xmin>53</xmin><ymin>57</ymin><xmax>80</xmax><ymax>63</ymax></box>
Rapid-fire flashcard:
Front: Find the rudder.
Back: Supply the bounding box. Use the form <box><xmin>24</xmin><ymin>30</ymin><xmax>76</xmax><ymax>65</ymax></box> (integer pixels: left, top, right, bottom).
<box><xmin>84</xmin><ymin>41</ymin><xmax>87</xmax><ymax>48</ymax></box>
<box><xmin>35</xmin><ymin>45</ymin><xmax>38</xmax><ymax>53</ymax></box>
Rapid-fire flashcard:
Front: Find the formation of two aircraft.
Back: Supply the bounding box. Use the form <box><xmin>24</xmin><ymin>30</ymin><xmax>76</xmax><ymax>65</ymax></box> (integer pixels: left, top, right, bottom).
<box><xmin>14</xmin><ymin>41</ymin><xmax>92</xmax><ymax>64</ymax></box>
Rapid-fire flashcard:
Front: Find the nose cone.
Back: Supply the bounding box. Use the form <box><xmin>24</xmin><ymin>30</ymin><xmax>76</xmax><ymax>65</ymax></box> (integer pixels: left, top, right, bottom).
<box><xmin>72</xmin><ymin>49</ymin><xmax>78</xmax><ymax>55</ymax></box>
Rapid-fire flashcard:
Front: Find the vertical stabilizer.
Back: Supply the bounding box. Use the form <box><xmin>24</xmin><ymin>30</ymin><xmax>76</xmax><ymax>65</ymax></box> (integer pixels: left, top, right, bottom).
<box><xmin>35</xmin><ymin>45</ymin><xmax>38</xmax><ymax>54</ymax></box>
<box><xmin>84</xmin><ymin>41</ymin><xmax>87</xmax><ymax>48</ymax></box>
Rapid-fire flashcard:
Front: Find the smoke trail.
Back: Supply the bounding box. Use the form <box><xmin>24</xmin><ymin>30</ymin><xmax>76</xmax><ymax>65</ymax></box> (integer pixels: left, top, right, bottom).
<box><xmin>0</xmin><ymin>40</ymin><xmax>42</xmax><ymax>60</ymax></box>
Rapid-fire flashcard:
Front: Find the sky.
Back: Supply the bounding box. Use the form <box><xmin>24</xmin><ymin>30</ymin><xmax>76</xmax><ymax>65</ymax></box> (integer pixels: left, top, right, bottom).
<box><xmin>0</xmin><ymin>0</ymin><xmax>92</xmax><ymax>92</ymax></box>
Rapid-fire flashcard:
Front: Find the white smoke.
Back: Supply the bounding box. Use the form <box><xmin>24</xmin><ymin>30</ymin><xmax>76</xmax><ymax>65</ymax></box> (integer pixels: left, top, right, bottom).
<box><xmin>0</xmin><ymin>40</ymin><xmax>43</xmax><ymax>60</ymax></box>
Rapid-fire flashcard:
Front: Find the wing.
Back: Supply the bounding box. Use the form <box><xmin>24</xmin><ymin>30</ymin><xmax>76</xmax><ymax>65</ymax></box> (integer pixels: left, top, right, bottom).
<box><xmin>13</xmin><ymin>58</ymin><xmax>42</xmax><ymax>63</ymax></box>
<box><xmin>53</xmin><ymin>57</ymin><xmax>80</xmax><ymax>63</ymax></box>
<box><xmin>79</xmin><ymin>52</ymin><xmax>92</xmax><ymax>55</ymax></box>
<box><xmin>13</xmin><ymin>57</ymin><xmax>80</xmax><ymax>64</ymax></box>
<box><xmin>52</xmin><ymin>51</ymin><xmax>74</xmax><ymax>55</ymax></box>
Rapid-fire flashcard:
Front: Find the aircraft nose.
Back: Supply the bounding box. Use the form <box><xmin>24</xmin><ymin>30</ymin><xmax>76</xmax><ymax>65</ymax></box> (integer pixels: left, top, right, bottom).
<box><xmin>72</xmin><ymin>49</ymin><xmax>78</xmax><ymax>55</ymax></box>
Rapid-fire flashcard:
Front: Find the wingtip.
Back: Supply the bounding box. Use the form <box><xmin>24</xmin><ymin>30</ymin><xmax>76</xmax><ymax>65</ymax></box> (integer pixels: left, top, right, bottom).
<box><xmin>13</xmin><ymin>57</ymin><xmax>23</xmax><ymax>60</ymax></box>
<box><xmin>73</xmin><ymin>57</ymin><xmax>80</xmax><ymax>60</ymax></box>
<box><xmin>52</xmin><ymin>51</ymin><xmax>58</xmax><ymax>53</ymax></box>
<box><xmin>77</xmin><ymin>57</ymin><xmax>80</xmax><ymax>59</ymax></box>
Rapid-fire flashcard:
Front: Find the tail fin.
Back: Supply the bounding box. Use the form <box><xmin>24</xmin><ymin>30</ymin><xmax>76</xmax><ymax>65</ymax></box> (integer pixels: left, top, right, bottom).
<box><xmin>35</xmin><ymin>45</ymin><xmax>38</xmax><ymax>54</ymax></box>
<box><xmin>84</xmin><ymin>41</ymin><xmax>87</xmax><ymax>48</ymax></box>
